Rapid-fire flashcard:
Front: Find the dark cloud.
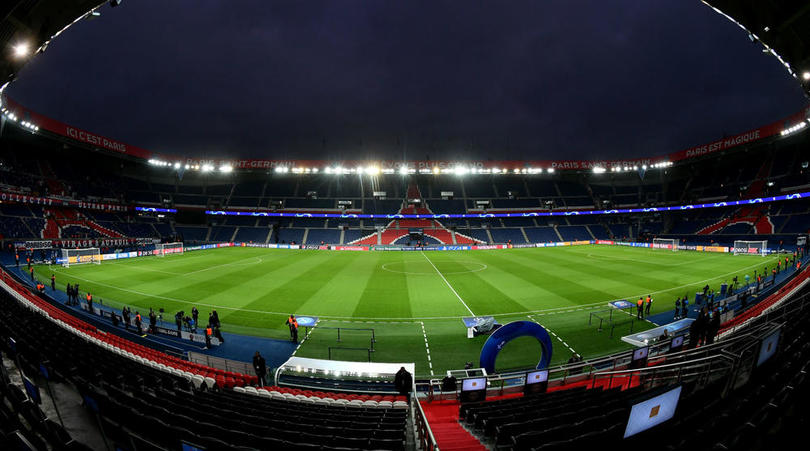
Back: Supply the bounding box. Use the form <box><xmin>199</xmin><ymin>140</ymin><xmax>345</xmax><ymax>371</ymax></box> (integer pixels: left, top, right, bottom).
<box><xmin>9</xmin><ymin>0</ymin><xmax>807</xmax><ymax>161</ymax></box>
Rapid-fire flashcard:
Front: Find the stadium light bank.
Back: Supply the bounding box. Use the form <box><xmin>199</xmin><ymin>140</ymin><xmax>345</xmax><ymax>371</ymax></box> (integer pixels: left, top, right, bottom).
<box><xmin>780</xmin><ymin>120</ymin><xmax>809</xmax><ymax>137</ymax></box>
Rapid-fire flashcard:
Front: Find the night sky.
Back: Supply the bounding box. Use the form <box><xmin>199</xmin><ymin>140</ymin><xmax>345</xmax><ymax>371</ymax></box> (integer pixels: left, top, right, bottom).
<box><xmin>8</xmin><ymin>0</ymin><xmax>808</xmax><ymax>161</ymax></box>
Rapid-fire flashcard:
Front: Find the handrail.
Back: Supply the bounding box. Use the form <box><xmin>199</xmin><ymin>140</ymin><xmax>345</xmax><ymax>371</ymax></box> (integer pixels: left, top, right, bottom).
<box><xmin>416</xmin><ymin>267</ymin><xmax>809</xmax><ymax>383</ymax></box>
<box><xmin>413</xmin><ymin>395</ymin><xmax>439</xmax><ymax>450</ymax></box>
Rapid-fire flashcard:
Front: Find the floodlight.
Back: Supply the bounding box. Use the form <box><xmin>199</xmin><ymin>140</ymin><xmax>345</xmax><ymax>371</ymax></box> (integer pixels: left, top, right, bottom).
<box><xmin>12</xmin><ymin>42</ymin><xmax>30</xmax><ymax>58</ymax></box>
<box><xmin>432</xmin><ymin>167</ymin><xmax>440</xmax><ymax>174</ymax></box>
<box><xmin>547</xmin><ymin>168</ymin><xmax>555</xmax><ymax>173</ymax></box>
<box><xmin>593</xmin><ymin>167</ymin><xmax>606</xmax><ymax>174</ymax></box>
<box><xmin>173</xmin><ymin>162</ymin><xmax>181</xmax><ymax>169</ymax></box>
<box><xmin>220</xmin><ymin>164</ymin><xmax>233</xmax><ymax>173</ymax></box>
<box><xmin>398</xmin><ymin>167</ymin><xmax>409</xmax><ymax>175</ymax></box>
<box><xmin>803</xmin><ymin>71</ymin><xmax>810</xmax><ymax>81</ymax></box>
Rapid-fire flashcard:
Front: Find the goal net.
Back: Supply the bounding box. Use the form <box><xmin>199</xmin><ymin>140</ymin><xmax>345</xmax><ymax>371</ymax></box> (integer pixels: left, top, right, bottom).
<box><xmin>61</xmin><ymin>248</ymin><xmax>101</xmax><ymax>268</ymax></box>
<box><xmin>653</xmin><ymin>238</ymin><xmax>678</xmax><ymax>251</ymax></box>
<box><xmin>156</xmin><ymin>242</ymin><xmax>184</xmax><ymax>257</ymax></box>
<box><xmin>733</xmin><ymin>240</ymin><xmax>768</xmax><ymax>256</ymax></box>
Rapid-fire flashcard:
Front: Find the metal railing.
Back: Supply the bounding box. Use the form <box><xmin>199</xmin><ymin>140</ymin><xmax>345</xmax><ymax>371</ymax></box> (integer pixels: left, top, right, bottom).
<box><xmin>187</xmin><ymin>351</ymin><xmax>253</xmax><ymax>375</ymax></box>
<box><xmin>588</xmin><ymin>353</ymin><xmax>736</xmax><ymax>393</ymax></box>
<box><xmin>416</xmin><ymin>280</ymin><xmax>810</xmax><ymax>401</ymax></box>
<box><xmin>413</xmin><ymin>394</ymin><xmax>439</xmax><ymax>450</ymax></box>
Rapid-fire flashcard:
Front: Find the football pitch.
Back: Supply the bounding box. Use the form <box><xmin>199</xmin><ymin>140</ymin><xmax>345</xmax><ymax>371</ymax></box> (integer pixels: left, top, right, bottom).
<box><xmin>36</xmin><ymin>245</ymin><xmax>781</xmax><ymax>376</ymax></box>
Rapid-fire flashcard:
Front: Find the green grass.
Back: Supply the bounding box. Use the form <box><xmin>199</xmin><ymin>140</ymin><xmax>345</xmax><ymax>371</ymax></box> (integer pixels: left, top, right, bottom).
<box><xmin>35</xmin><ymin>245</ymin><xmax>780</xmax><ymax>376</ymax></box>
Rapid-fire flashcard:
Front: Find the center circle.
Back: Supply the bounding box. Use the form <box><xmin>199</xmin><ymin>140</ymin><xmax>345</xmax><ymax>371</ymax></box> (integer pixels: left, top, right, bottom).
<box><xmin>381</xmin><ymin>261</ymin><xmax>488</xmax><ymax>275</ymax></box>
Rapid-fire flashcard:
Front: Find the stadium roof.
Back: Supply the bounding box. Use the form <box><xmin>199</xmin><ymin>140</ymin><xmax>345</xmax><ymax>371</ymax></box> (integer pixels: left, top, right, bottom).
<box><xmin>0</xmin><ymin>1</ymin><xmax>106</xmax><ymax>89</ymax></box>
<box><xmin>703</xmin><ymin>0</ymin><xmax>810</xmax><ymax>96</ymax></box>
<box><xmin>3</xmin><ymin>2</ymin><xmax>807</xmax><ymax>97</ymax></box>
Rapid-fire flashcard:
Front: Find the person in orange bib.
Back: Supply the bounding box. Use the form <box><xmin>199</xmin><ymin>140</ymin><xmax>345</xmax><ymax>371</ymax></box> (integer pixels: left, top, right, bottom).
<box><xmin>286</xmin><ymin>314</ymin><xmax>299</xmax><ymax>343</ymax></box>
<box><xmin>636</xmin><ymin>298</ymin><xmax>644</xmax><ymax>319</ymax></box>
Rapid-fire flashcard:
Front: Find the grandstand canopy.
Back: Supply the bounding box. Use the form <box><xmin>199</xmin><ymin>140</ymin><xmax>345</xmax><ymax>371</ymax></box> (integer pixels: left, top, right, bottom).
<box><xmin>0</xmin><ymin>1</ymin><xmax>106</xmax><ymax>87</ymax></box>
<box><xmin>704</xmin><ymin>0</ymin><xmax>810</xmax><ymax>96</ymax></box>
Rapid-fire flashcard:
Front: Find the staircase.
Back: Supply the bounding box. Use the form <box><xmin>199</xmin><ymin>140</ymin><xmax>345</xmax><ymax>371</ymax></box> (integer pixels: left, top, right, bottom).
<box><xmin>42</xmin><ymin>208</ymin><xmax>125</xmax><ymax>239</ymax></box>
<box><xmin>39</xmin><ymin>161</ymin><xmax>69</xmax><ymax>196</ymax></box>
<box><xmin>350</xmin><ymin>185</ymin><xmax>485</xmax><ymax>245</ymax></box>
<box><xmin>420</xmin><ymin>400</ymin><xmax>487</xmax><ymax>451</ymax></box>
<box><xmin>697</xmin><ymin>160</ymin><xmax>775</xmax><ymax>235</ymax></box>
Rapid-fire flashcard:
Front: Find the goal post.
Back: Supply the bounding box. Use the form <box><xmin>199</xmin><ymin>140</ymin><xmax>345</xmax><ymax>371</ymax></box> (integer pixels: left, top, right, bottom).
<box><xmin>156</xmin><ymin>242</ymin><xmax>184</xmax><ymax>257</ymax></box>
<box><xmin>653</xmin><ymin>238</ymin><xmax>678</xmax><ymax>251</ymax></box>
<box><xmin>61</xmin><ymin>248</ymin><xmax>101</xmax><ymax>268</ymax></box>
<box><xmin>733</xmin><ymin>240</ymin><xmax>768</xmax><ymax>256</ymax></box>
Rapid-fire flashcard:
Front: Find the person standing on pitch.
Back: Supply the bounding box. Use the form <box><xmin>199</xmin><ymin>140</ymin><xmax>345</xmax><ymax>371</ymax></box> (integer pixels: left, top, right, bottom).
<box><xmin>645</xmin><ymin>295</ymin><xmax>652</xmax><ymax>317</ymax></box>
<box><xmin>286</xmin><ymin>314</ymin><xmax>299</xmax><ymax>343</ymax></box>
<box><xmin>253</xmin><ymin>351</ymin><xmax>267</xmax><ymax>386</ymax></box>
<box><xmin>636</xmin><ymin>298</ymin><xmax>644</xmax><ymax>319</ymax></box>
<box><xmin>50</xmin><ymin>274</ymin><xmax>55</xmax><ymax>291</ymax></box>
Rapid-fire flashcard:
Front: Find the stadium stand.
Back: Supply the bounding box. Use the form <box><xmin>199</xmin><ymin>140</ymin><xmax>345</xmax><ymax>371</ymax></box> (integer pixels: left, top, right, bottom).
<box><xmin>0</xmin><ymin>273</ymin><xmax>410</xmax><ymax>450</ymax></box>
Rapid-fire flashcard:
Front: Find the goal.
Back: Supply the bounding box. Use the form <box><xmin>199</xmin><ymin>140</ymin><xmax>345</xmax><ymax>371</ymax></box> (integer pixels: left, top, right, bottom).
<box><xmin>653</xmin><ymin>238</ymin><xmax>678</xmax><ymax>251</ymax></box>
<box><xmin>61</xmin><ymin>248</ymin><xmax>101</xmax><ymax>268</ymax></box>
<box><xmin>733</xmin><ymin>240</ymin><xmax>768</xmax><ymax>256</ymax></box>
<box><xmin>156</xmin><ymin>242</ymin><xmax>184</xmax><ymax>257</ymax></box>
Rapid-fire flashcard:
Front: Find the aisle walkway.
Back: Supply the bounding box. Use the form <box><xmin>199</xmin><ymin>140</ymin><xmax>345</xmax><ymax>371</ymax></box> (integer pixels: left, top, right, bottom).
<box><xmin>420</xmin><ymin>400</ymin><xmax>487</xmax><ymax>451</ymax></box>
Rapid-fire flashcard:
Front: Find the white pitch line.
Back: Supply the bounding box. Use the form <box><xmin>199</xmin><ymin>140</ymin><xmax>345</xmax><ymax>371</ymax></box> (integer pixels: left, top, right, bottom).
<box><xmin>615</xmin><ymin>303</ymin><xmax>657</xmax><ymax>325</ymax></box>
<box><xmin>291</xmin><ymin>319</ymin><xmax>318</xmax><ymax>356</ymax></box>
<box><xmin>420</xmin><ymin>322</ymin><xmax>434</xmax><ymax>376</ymax></box>
<box><xmin>47</xmin><ymin>254</ymin><xmax>774</xmax><ymax>322</ymax></box>
<box><xmin>528</xmin><ymin>315</ymin><xmax>579</xmax><ymax>357</ymax></box>
<box><xmin>420</xmin><ymin>251</ymin><xmax>475</xmax><ymax>317</ymax></box>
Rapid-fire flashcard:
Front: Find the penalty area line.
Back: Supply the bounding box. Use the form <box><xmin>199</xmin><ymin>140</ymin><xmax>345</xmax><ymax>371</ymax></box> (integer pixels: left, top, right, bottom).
<box><xmin>291</xmin><ymin>319</ymin><xmax>318</xmax><ymax>356</ymax></box>
<box><xmin>420</xmin><ymin>321</ymin><xmax>434</xmax><ymax>376</ymax></box>
<box><xmin>420</xmin><ymin>251</ymin><xmax>476</xmax><ymax>317</ymax></box>
<box><xmin>527</xmin><ymin>314</ymin><xmax>579</xmax><ymax>358</ymax></box>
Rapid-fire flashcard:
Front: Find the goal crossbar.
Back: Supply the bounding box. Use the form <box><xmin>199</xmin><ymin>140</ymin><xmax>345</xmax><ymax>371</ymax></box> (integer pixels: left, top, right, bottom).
<box><xmin>156</xmin><ymin>242</ymin><xmax>184</xmax><ymax>257</ymax></box>
<box><xmin>61</xmin><ymin>248</ymin><xmax>101</xmax><ymax>268</ymax></box>
<box><xmin>653</xmin><ymin>238</ymin><xmax>678</xmax><ymax>251</ymax></box>
<box><xmin>733</xmin><ymin>240</ymin><xmax>768</xmax><ymax>256</ymax></box>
